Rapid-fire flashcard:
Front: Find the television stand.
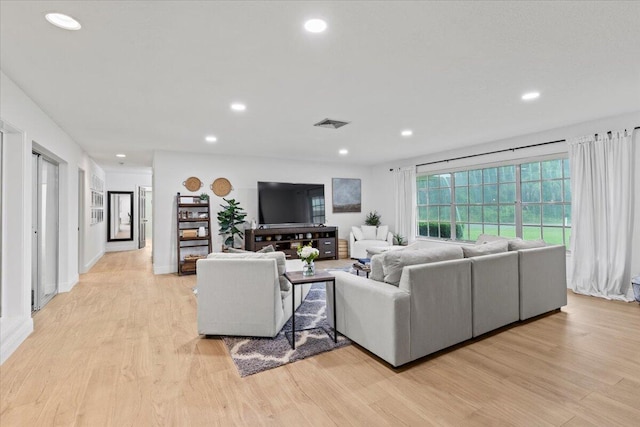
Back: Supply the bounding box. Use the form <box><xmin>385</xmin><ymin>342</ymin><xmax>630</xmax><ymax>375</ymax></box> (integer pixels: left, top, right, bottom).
<box><xmin>245</xmin><ymin>226</ymin><xmax>338</xmax><ymax>260</ymax></box>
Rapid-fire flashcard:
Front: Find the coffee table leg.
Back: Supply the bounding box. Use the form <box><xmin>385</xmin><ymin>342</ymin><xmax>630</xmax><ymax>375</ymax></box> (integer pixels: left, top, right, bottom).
<box><xmin>333</xmin><ymin>280</ymin><xmax>337</xmax><ymax>343</ymax></box>
<box><xmin>291</xmin><ymin>283</ymin><xmax>296</xmax><ymax>349</ymax></box>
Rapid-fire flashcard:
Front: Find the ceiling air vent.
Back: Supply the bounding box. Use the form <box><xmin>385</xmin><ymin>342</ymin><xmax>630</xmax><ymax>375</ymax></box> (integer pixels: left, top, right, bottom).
<box><xmin>314</xmin><ymin>118</ymin><xmax>350</xmax><ymax>129</ymax></box>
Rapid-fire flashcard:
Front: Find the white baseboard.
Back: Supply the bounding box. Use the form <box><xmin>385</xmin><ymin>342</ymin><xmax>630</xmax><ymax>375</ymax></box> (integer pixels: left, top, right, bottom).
<box><xmin>0</xmin><ymin>316</ymin><xmax>34</xmax><ymax>365</ymax></box>
<box><xmin>59</xmin><ymin>274</ymin><xmax>80</xmax><ymax>293</ymax></box>
<box><xmin>84</xmin><ymin>250</ymin><xmax>104</xmax><ymax>272</ymax></box>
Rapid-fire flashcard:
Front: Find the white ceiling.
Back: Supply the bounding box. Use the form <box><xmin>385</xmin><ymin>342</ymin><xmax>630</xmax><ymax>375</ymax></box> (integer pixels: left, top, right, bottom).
<box><xmin>1</xmin><ymin>1</ymin><xmax>639</xmax><ymax>170</ymax></box>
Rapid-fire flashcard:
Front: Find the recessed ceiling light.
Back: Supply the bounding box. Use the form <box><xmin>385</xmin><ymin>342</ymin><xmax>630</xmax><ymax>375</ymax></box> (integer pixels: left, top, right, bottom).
<box><xmin>521</xmin><ymin>91</ymin><xmax>540</xmax><ymax>101</ymax></box>
<box><xmin>339</xmin><ymin>149</ymin><xmax>349</xmax><ymax>155</ymax></box>
<box><xmin>230</xmin><ymin>103</ymin><xmax>246</xmax><ymax>112</ymax></box>
<box><xmin>304</xmin><ymin>19</ymin><xmax>327</xmax><ymax>33</ymax></box>
<box><xmin>116</xmin><ymin>154</ymin><xmax>126</xmax><ymax>158</ymax></box>
<box><xmin>205</xmin><ymin>135</ymin><xmax>217</xmax><ymax>143</ymax></box>
<box><xmin>401</xmin><ymin>130</ymin><xmax>413</xmax><ymax>137</ymax></box>
<box><xmin>45</xmin><ymin>13</ymin><xmax>81</xmax><ymax>31</ymax></box>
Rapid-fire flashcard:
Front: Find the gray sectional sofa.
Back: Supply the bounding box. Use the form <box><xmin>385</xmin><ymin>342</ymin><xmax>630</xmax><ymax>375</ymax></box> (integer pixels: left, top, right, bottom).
<box><xmin>327</xmin><ymin>238</ymin><xmax>567</xmax><ymax>367</ymax></box>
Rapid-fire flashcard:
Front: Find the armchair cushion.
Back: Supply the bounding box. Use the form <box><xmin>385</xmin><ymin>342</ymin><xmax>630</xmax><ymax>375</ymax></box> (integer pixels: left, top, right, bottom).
<box><xmin>351</xmin><ymin>226</ymin><xmax>364</xmax><ymax>241</ymax></box>
<box><xmin>376</xmin><ymin>225</ymin><xmax>389</xmax><ymax>240</ymax></box>
<box><xmin>361</xmin><ymin>225</ymin><xmax>377</xmax><ymax>240</ymax></box>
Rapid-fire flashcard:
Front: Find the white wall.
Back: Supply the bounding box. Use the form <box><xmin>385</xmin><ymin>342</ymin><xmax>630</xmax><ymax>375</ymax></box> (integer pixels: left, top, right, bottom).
<box><xmin>105</xmin><ymin>170</ymin><xmax>152</xmax><ymax>252</ymax></box>
<box><xmin>152</xmin><ymin>150</ymin><xmax>373</xmax><ymax>274</ymax></box>
<box><xmin>0</xmin><ymin>70</ymin><xmax>105</xmax><ymax>364</ymax></box>
<box><xmin>370</xmin><ymin>111</ymin><xmax>640</xmax><ymax>294</ymax></box>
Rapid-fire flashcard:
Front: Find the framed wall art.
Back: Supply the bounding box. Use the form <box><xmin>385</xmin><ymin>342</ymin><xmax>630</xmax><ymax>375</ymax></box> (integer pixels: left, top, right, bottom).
<box><xmin>332</xmin><ymin>178</ymin><xmax>361</xmax><ymax>213</ymax></box>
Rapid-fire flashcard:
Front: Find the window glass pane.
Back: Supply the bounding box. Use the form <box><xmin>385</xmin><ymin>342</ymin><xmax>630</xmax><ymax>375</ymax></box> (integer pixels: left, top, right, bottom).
<box><xmin>483</xmin><ymin>184</ymin><xmax>498</xmax><ymax>204</ymax></box>
<box><xmin>428</xmin><ymin>189</ymin><xmax>440</xmax><ymax>204</ymax></box>
<box><xmin>522</xmin><ymin>205</ymin><xmax>541</xmax><ymax>225</ymax></box>
<box><xmin>428</xmin><ymin>206</ymin><xmax>439</xmax><ymax>220</ymax></box>
<box><xmin>417</xmin><ymin>190</ymin><xmax>428</xmax><ymax>205</ymax></box>
<box><xmin>542</xmin><ymin>180</ymin><xmax>562</xmax><ymax>202</ymax></box>
<box><xmin>543</xmin><ymin>205</ymin><xmax>563</xmax><ymax>225</ymax></box>
<box><xmin>441</xmin><ymin>174</ymin><xmax>452</xmax><ymax>188</ymax></box>
<box><xmin>499</xmin><ymin>205</ymin><xmax>515</xmax><ymax>224</ymax></box>
<box><xmin>458</xmin><ymin>224</ymin><xmax>470</xmax><ymax>241</ymax></box>
<box><xmin>564</xmin><ymin>228</ymin><xmax>571</xmax><ymax>249</ymax></box>
<box><xmin>417</xmin><ymin>206</ymin><xmax>428</xmax><ymax>221</ymax></box>
<box><xmin>417</xmin><ymin>176</ymin><xmax>428</xmax><ymax>190</ymax></box>
<box><xmin>521</xmin><ymin>182</ymin><xmax>541</xmax><ymax>203</ymax></box>
<box><xmin>428</xmin><ymin>175</ymin><xmax>441</xmax><ymax>188</ymax></box>
<box><xmin>456</xmin><ymin>206</ymin><xmax>468</xmax><ymax>222</ymax></box>
<box><xmin>499</xmin><ymin>165</ymin><xmax>516</xmax><ymax>182</ymax></box>
<box><xmin>469</xmin><ymin>206</ymin><xmax>483</xmax><ymax>222</ymax></box>
<box><xmin>483</xmin><ymin>205</ymin><xmax>498</xmax><ymax>223</ymax></box>
<box><xmin>483</xmin><ymin>168</ymin><xmax>498</xmax><ymax>184</ymax></box>
<box><xmin>455</xmin><ymin>187</ymin><xmax>468</xmax><ymax>204</ymax></box>
<box><xmin>439</xmin><ymin>188</ymin><xmax>451</xmax><ymax>204</ymax></box>
<box><xmin>469</xmin><ymin>185</ymin><xmax>483</xmax><ymax>204</ymax></box>
<box><xmin>469</xmin><ymin>169</ymin><xmax>483</xmax><ymax>185</ymax></box>
<box><xmin>439</xmin><ymin>206</ymin><xmax>451</xmax><ymax>221</ymax></box>
<box><xmin>499</xmin><ymin>225</ymin><xmax>516</xmax><ymax>238</ymax></box>
<box><xmin>439</xmin><ymin>222</ymin><xmax>452</xmax><ymax>238</ymax></box>
<box><xmin>542</xmin><ymin>159</ymin><xmax>563</xmax><ymax>180</ymax></box>
<box><xmin>521</xmin><ymin>162</ymin><xmax>540</xmax><ymax>181</ymax></box>
<box><xmin>564</xmin><ymin>204</ymin><xmax>571</xmax><ymax>226</ymax></box>
<box><xmin>564</xmin><ymin>179</ymin><xmax>571</xmax><ymax>202</ymax></box>
<box><xmin>499</xmin><ymin>183</ymin><xmax>516</xmax><ymax>203</ymax></box>
<box><xmin>543</xmin><ymin>227</ymin><xmax>563</xmax><ymax>245</ymax></box>
<box><xmin>484</xmin><ymin>224</ymin><xmax>498</xmax><ymax>235</ymax></box>
<box><xmin>563</xmin><ymin>158</ymin><xmax>570</xmax><ymax>178</ymax></box>
<box><xmin>417</xmin><ymin>221</ymin><xmax>428</xmax><ymax>236</ymax></box>
<box><xmin>454</xmin><ymin>171</ymin><xmax>468</xmax><ymax>186</ymax></box>
<box><xmin>523</xmin><ymin>226</ymin><xmax>541</xmax><ymax>240</ymax></box>
<box><xmin>469</xmin><ymin>224</ymin><xmax>482</xmax><ymax>241</ymax></box>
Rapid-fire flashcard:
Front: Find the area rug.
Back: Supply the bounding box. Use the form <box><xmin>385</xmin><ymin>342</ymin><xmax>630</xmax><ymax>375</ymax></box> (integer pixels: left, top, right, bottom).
<box><xmin>222</xmin><ymin>282</ymin><xmax>351</xmax><ymax>377</ymax></box>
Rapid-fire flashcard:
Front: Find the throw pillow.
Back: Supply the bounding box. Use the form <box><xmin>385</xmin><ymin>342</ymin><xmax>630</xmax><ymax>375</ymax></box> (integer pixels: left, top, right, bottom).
<box><xmin>476</xmin><ymin>234</ymin><xmax>508</xmax><ymax>245</ymax></box>
<box><xmin>361</xmin><ymin>225</ymin><xmax>377</xmax><ymax>240</ymax></box>
<box><xmin>351</xmin><ymin>226</ymin><xmax>364</xmax><ymax>241</ymax></box>
<box><xmin>376</xmin><ymin>225</ymin><xmax>389</xmax><ymax>241</ymax></box>
<box><xmin>257</xmin><ymin>244</ymin><xmax>275</xmax><ymax>253</ymax></box>
<box><xmin>227</xmin><ymin>247</ymin><xmax>250</xmax><ymax>253</ymax></box>
<box><xmin>508</xmin><ymin>238</ymin><xmax>546</xmax><ymax>251</ymax></box>
<box><xmin>369</xmin><ymin>254</ymin><xmax>385</xmax><ymax>282</ymax></box>
<box><xmin>382</xmin><ymin>246</ymin><xmax>464</xmax><ymax>286</ymax></box>
<box><xmin>462</xmin><ymin>240</ymin><xmax>508</xmax><ymax>258</ymax></box>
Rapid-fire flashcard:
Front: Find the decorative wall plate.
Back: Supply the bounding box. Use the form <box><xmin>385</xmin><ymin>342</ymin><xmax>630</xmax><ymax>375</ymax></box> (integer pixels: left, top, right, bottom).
<box><xmin>183</xmin><ymin>176</ymin><xmax>203</xmax><ymax>192</ymax></box>
<box><xmin>211</xmin><ymin>177</ymin><xmax>232</xmax><ymax>197</ymax></box>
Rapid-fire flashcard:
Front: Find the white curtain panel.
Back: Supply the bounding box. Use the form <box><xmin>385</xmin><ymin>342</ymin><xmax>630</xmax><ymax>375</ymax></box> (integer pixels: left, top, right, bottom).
<box><xmin>568</xmin><ymin>130</ymin><xmax>634</xmax><ymax>301</ymax></box>
<box><xmin>394</xmin><ymin>167</ymin><xmax>416</xmax><ymax>243</ymax></box>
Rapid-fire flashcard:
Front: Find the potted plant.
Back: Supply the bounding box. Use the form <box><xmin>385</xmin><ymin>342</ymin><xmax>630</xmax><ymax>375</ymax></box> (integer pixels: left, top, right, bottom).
<box><xmin>365</xmin><ymin>210</ymin><xmax>381</xmax><ymax>226</ymax></box>
<box><xmin>199</xmin><ymin>193</ymin><xmax>209</xmax><ymax>203</ymax></box>
<box><xmin>393</xmin><ymin>233</ymin><xmax>407</xmax><ymax>246</ymax></box>
<box><xmin>217</xmin><ymin>198</ymin><xmax>247</xmax><ymax>249</ymax></box>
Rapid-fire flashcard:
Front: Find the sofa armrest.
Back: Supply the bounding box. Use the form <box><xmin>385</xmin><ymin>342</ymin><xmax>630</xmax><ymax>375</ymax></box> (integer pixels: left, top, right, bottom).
<box><xmin>518</xmin><ymin>244</ymin><xmax>567</xmax><ymax>320</ymax></box>
<box><xmin>328</xmin><ymin>271</ymin><xmax>411</xmax><ymax>367</ymax></box>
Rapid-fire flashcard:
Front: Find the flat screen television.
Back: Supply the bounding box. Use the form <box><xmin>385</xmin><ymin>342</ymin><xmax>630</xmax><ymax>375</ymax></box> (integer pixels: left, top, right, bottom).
<box><xmin>258</xmin><ymin>181</ymin><xmax>325</xmax><ymax>226</ymax></box>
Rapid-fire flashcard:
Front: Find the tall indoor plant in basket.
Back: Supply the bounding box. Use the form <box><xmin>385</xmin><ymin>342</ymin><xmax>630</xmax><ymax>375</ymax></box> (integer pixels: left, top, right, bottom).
<box><xmin>217</xmin><ymin>198</ymin><xmax>247</xmax><ymax>249</ymax></box>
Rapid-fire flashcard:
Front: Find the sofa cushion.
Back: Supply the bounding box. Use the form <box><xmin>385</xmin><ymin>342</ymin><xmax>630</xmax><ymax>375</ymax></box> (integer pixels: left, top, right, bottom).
<box><xmin>361</xmin><ymin>225</ymin><xmax>378</xmax><ymax>240</ymax></box>
<box><xmin>476</xmin><ymin>234</ymin><xmax>508</xmax><ymax>245</ymax></box>
<box><xmin>508</xmin><ymin>238</ymin><xmax>546</xmax><ymax>251</ymax></box>
<box><xmin>352</xmin><ymin>226</ymin><xmax>364</xmax><ymax>241</ymax></box>
<box><xmin>382</xmin><ymin>246</ymin><xmax>464</xmax><ymax>286</ymax></box>
<box><xmin>206</xmin><ymin>251</ymin><xmax>289</xmax><ymax>291</ymax></box>
<box><xmin>462</xmin><ymin>239</ymin><xmax>508</xmax><ymax>258</ymax></box>
<box><xmin>376</xmin><ymin>225</ymin><xmax>389</xmax><ymax>240</ymax></box>
<box><xmin>257</xmin><ymin>244</ymin><xmax>275</xmax><ymax>253</ymax></box>
<box><xmin>370</xmin><ymin>254</ymin><xmax>385</xmax><ymax>282</ymax></box>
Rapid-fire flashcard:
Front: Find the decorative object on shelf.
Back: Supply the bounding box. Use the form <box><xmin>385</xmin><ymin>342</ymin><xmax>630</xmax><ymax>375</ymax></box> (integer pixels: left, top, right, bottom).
<box><xmin>297</xmin><ymin>243</ymin><xmax>319</xmax><ymax>276</ymax></box>
<box><xmin>250</xmin><ymin>218</ymin><xmax>257</xmax><ymax>229</ymax></box>
<box><xmin>275</xmin><ymin>234</ymin><xmax>282</xmax><ymax>241</ymax></box>
<box><xmin>365</xmin><ymin>210</ymin><xmax>382</xmax><ymax>226</ymax></box>
<box><xmin>306</xmin><ymin>232</ymin><xmax>312</xmax><ymax>239</ymax></box>
<box><xmin>217</xmin><ymin>198</ymin><xmax>247</xmax><ymax>248</ymax></box>
<box><xmin>198</xmin><ymin>226</ymin><xmax>206</xmax><ymax>237</ymax></box>
<box><xmin>211</xmin><ymin>177</ymin><xmax>232</xmax><ymax>197</ymax></box>
<box><xmin>183</xmin><ymin>176</ymin><xmax>203</xmax><ymax>192</ymax></box>
<box><xmin>199</xmin><ymin>193</ymin><xmax>209</xmax><ymax>203</ymax></box>
<box><xmin>332</xmin><ymin>178</ymin><xmax>361</xmax><ymax>213</ymax></box>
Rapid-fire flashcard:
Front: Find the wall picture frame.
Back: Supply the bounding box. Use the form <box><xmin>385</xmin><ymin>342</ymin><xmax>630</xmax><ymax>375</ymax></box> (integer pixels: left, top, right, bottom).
<box><xmin>332</xmin><ymin>178</ymin><xmax>361</xmax><ymax>213</ymax></box>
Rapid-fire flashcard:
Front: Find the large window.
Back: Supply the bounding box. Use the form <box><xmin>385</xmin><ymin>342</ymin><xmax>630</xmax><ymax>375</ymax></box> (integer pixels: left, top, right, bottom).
<box><xmin>417</xmin><ymin>157</ymin><xmax>571</xmax><ymax>248</ymax></box>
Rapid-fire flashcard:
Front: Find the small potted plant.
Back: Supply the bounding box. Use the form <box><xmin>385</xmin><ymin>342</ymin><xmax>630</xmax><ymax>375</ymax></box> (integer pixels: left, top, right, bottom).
<box><xmin>365</xmin><ymin>210</ymin><xmax>381</xmax><ymax>226</ymax></box>
<box><xmin>199</xmin><ymin>193</ymin><xmax>209</xmax><ymax>203</ymax></box>
<box><xmin>393</xmin><ymin>233</ymin><xmax>407</xmax><ymax>246</ymax></box>
<box><xmin>297</xmin><ymin>243</ymin><xmax>319</xmax><ymax>276</ymax></box>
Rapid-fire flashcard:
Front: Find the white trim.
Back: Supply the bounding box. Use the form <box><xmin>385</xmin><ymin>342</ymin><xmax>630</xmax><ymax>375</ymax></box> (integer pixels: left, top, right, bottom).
<box><xmin>417</xmin><ymin>152</ymin><xmax>569</xmax><ymax>176</ymax></box>
<box><xmin>0</xmin><ymin>316</ymin><xmax>33</xmax><ymax>364</ymax></box>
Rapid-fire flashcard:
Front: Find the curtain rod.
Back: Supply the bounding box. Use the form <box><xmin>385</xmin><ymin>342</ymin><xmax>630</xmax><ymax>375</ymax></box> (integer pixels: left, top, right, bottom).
<box><xmin>411</xmin><ymin>126</ymin><xmax>639</xmax><ymax>169</ymax></box>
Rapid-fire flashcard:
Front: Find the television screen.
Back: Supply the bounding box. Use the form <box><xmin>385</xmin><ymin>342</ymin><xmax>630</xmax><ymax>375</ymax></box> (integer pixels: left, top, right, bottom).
<box><xmin>258</xmin><ymin>182</ymin><xmax>325</xmax><ymax>226</ymax></box>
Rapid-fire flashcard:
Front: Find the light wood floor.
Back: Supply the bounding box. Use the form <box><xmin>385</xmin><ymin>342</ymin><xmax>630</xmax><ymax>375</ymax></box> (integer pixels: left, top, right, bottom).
<box><xmin>2</xmin><ymin>246</ymin><xmax>639</xmax><ymax>426</ymax></box>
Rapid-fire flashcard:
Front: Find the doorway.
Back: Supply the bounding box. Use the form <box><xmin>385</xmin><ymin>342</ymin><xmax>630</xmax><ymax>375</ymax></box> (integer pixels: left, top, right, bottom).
<box><xmin>32</xmin><ymin>152</ymin><xmax>59</xmax><ymax>311</ymax></box>
<box><xmin>139</xmin><ymin>187</ymin><xmax>152</xmax><ymax>249</ymax></box>
<box><xmin>78</xmin><ymin>168</ymin><xmax>85</xmax><ymax>274</ymax></box>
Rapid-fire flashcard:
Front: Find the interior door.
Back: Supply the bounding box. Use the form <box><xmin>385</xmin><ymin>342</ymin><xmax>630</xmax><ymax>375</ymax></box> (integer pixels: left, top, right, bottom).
<box><xmin>139</xmin><ymin>187</ymin><xmax>146</xmax><ymax>249</ymax></box>
<box><xmin>32</xmin><ymin>152</ymin><xmax>59</xmax><ymax>311</ymax></box>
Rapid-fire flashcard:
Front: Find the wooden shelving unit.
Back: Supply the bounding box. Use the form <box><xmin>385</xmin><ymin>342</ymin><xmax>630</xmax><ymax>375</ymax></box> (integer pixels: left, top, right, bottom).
<box><xmin>244</xmin><ymin>226</ymin><xmax>338</xmax><ymax>260</ymax></box>
<box><xmin>176</xmin><ymin>192</ymin><xmax>212</xmax><ymax>275</ymax></box>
